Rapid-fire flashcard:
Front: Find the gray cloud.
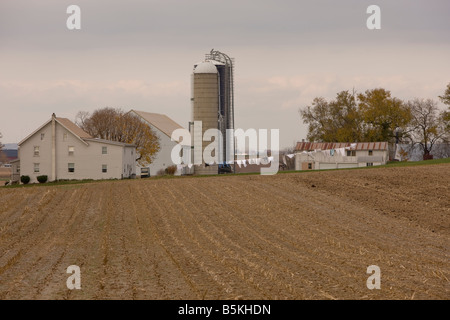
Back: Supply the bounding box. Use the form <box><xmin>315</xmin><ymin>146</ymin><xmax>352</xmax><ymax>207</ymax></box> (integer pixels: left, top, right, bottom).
<box><xmin>1</xmin><ymin>0</ymin><xmax>449</xmax><ymax>147</ymax></box>
<box><xmin>2</xmin><ymin>0</ymin><xmax>449</xmax><ymax>49</ymax></box>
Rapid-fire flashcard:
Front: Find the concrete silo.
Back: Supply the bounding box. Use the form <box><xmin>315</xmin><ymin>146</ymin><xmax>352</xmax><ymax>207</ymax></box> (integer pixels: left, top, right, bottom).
<box><xmin>191</xmin><ymin>50</ymin><xmax>235</xmax><ymax>175</ymax></box>
<box><xmin>191</xmin><ymin>61</ymin><xmax>220</xmax><ymax>175</ymax></box>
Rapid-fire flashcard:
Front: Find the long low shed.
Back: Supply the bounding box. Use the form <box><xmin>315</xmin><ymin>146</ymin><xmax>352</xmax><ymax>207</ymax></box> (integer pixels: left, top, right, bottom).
<box><xmin>294</xmin><ymin>141</ymin><xmax>389</xmax><ymax>171</ymax></box>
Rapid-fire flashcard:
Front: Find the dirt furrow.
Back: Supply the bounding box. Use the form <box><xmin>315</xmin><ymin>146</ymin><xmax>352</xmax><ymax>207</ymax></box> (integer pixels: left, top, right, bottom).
<box><xmin>139</xmin><ymin>182</ymin><xmax>199</xmax><ymax>299</ymax></box>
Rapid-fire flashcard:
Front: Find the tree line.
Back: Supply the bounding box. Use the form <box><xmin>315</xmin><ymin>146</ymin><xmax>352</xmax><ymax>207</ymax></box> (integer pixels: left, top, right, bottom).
<box><xmin>299</xmin><ymin>83</ymin><xmax>450</xmax><ymax>157</ymax></box>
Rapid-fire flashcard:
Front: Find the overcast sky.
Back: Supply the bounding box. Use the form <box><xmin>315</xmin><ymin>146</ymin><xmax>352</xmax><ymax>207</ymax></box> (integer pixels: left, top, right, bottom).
<box><xmin>1</xmin><ymin>0</ymin><xmax>449</xmax><ymax>148</ymax></box>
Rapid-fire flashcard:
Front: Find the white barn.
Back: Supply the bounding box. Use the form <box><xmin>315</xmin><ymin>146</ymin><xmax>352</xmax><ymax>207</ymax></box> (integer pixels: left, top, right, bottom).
<box><xmin>130</xmin><ymin>110</ymin><xmax>191</xmax><ymax>176</ymax></box>
<box><xmin>15</xmin><ymin>114</ymin><xmax>136</xmax><ymax>183</ymax></box>
<box><xmin>295</xmin><ymin>141</ymin><xmax>388</xmax><ymax>171</ymax></box>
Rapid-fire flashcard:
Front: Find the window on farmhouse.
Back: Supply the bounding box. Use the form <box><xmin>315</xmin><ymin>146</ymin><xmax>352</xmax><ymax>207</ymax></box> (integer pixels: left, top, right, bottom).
<box><xmin>68</xmin><ymin>163</ymin><xmax>75</xmax><ymax>173</ymax></box>
<box><xmin>63</xmin><ymin>133</ymin><xmax>68</xmax><ymax>141</ymax></box>
<box><xmin>308</xmin><ymin>163</ymin><xmax>312</xmax><ymax>170</ymax></box>
<box><xmin>34</xmin><ymin>146</ymin><xmax>40</xmax><ymax>156</ymax></box>
<box><xmin>102</xmin><ymin>146</ymin><xmax>107</xmax><ymax>154</ymax></box>
<box><xmin>34</xmin><ymin>163</ymin><xmax>40</xmax><ymax>173</ymax></box>
<box><xmin>102</xmin><ymin>164</ymin><xmax>107</xmax><ymax>173</ymax></box>
<box><xmin>346</xmin><ymin>150</ymin><xmax>356</xmax><ymax>156</ymax></box>
<box><xmin>367</xmin><ymin>163</ymin><xmax>373</xmax><ymax>167</ymax></box>
<box><xmin>41</xmin><ymin>133</ymin><xmax>45</xmax><ymax>140</ymax></box>
<box><xmin>368</xmin><ymin>150</ymin><xmax>373</xmax><ymax>156</ymax></box>
<box><xmin>68</xmin><ymin>146</ymin><xmax>75</xmax><ymax>156</ymax></box>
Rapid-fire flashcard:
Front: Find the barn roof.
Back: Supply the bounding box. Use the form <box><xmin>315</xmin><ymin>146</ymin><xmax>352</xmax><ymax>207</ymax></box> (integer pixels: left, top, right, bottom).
<box><xmin>295</xmin><ymin>141</ymin><xmax>388</xmax><ymax>151</ymax></box>
<box><xmin>130</xmin><ymin>110</ymin><xmax>185</xmax><ymax>142</ymax></box>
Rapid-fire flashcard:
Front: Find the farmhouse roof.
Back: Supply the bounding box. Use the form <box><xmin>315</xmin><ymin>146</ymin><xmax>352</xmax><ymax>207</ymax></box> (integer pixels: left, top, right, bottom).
<box><xmin>18</xmin><ymin>116</ymin><xmax>92</xmax><ymax>146</ymax></box>
<box><xmin>295</xmin><ymin>141</ymin><xmax>388</xmax><ymax>152</ymax></box>
<box><xmin>56</xmin><ymin>117</ymin><xmax>92</xmax><ymax>139</ymax></box>
<box><xmin>130</xmin><ymin>110</ymin><xmax>185</xmax><ymax>140</ymax></box>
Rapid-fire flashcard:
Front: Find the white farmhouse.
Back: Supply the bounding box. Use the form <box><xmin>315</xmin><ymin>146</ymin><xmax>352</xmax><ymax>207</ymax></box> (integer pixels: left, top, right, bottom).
<box><xmin>129</xmin><ymin>110</ymin><xmax>191</xmax><ymax>176</ymax></box>
<box><xmin>295</xmin><ymin>141</ymin><xmax>388</xmax><ymax>171</ymax></box>
<box><xmin>15</xmin><ymin>114</ymin><xmax>136</xmax><ymax>183</ymax></box>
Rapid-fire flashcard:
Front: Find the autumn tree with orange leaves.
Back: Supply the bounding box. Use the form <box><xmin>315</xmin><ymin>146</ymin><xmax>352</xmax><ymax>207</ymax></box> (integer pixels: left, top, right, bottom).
<box><xmin>76</xmin><ymin>108</ymin><xmax>160</xmax><ymax>166</ymax></box>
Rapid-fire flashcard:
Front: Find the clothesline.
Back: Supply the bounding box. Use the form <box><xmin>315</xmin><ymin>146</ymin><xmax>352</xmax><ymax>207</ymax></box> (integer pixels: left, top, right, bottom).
<box><xmin>175</xmin><ymin>154</ymin><xmax>297</xmax><ymax>170</ymax></box>
<box><xmin>299</xmin><ymin>144</ymin><xmax>357</xmax><ymax>157</ymax></box>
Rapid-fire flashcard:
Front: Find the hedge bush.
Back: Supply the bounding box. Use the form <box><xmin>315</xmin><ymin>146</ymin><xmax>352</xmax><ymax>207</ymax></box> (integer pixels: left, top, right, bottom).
<box><xmin>165</xmin><ymin>165</ymin><xmax>177</xmax><ymax>175</ymax></box>
<box><xmin>37</xmin><ymin>175</ymin><xmax>48</xmax><ymax>183</ymax></box>
<box><xmin>20</xmin><ymin>175</ymin><xmax>30</xmax><ymax>184</ymax></box>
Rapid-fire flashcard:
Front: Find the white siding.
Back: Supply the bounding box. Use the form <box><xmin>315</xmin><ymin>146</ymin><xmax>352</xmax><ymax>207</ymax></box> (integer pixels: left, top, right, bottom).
<box><xmin>337</xmin><ymin>163</ymin><xmax>358</xmax><ymax>169</ymax></box>
<box><xmin>122</xmin><ymin>146</ymin><xmax>136</xmax><ymax>178</ymax></box>
<box><xmin>318</xmin><ymin>163</ymin><xmax>337</xmax><ymax>170</ymax></box>
<box><xmin>66</xmin><ymin>140</ymin><xmax>124</xmax><ymax>180</ymax></box>
<box><xmin>18</xmin><ymin>122</ymin><xmax>53</xmax><ymax>183</ymax></box>
<box><xmin>54</xmin><ymin>125</ymin><xmax>126</xmax><ymax>180</ymax></box>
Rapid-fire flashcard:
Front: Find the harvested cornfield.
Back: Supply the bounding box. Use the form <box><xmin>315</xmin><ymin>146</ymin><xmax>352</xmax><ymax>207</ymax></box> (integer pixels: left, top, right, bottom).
<box><xmin>0</xmin><ymin>164</ymin><xmax>449</xmax><ymax>299</ymax></box>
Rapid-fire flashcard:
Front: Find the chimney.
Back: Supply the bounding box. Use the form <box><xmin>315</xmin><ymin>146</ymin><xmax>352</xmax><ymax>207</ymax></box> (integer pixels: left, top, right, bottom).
<box><xmin>51</xmin><ymin>114</ymin><xmax>56</xmax><ymax>181</ymax></box>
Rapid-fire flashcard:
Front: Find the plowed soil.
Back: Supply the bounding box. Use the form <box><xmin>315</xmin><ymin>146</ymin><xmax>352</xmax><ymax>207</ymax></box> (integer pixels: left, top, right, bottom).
<box><xmin>0</xmin><ymin>164</ymin><xmax>449</xmax><ymax>300</ymax></box>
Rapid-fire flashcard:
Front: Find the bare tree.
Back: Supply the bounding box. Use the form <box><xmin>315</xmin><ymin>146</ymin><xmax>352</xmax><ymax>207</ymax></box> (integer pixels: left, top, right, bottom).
<box><xmin>407</xmin><ymin>99</ymin><xmax>448</xmax><ymax>158</ymax></box>
<box><xmin>76</xmin><ymin>108</ymin><xmax>160</xmax><ymax>165</ymax></box>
